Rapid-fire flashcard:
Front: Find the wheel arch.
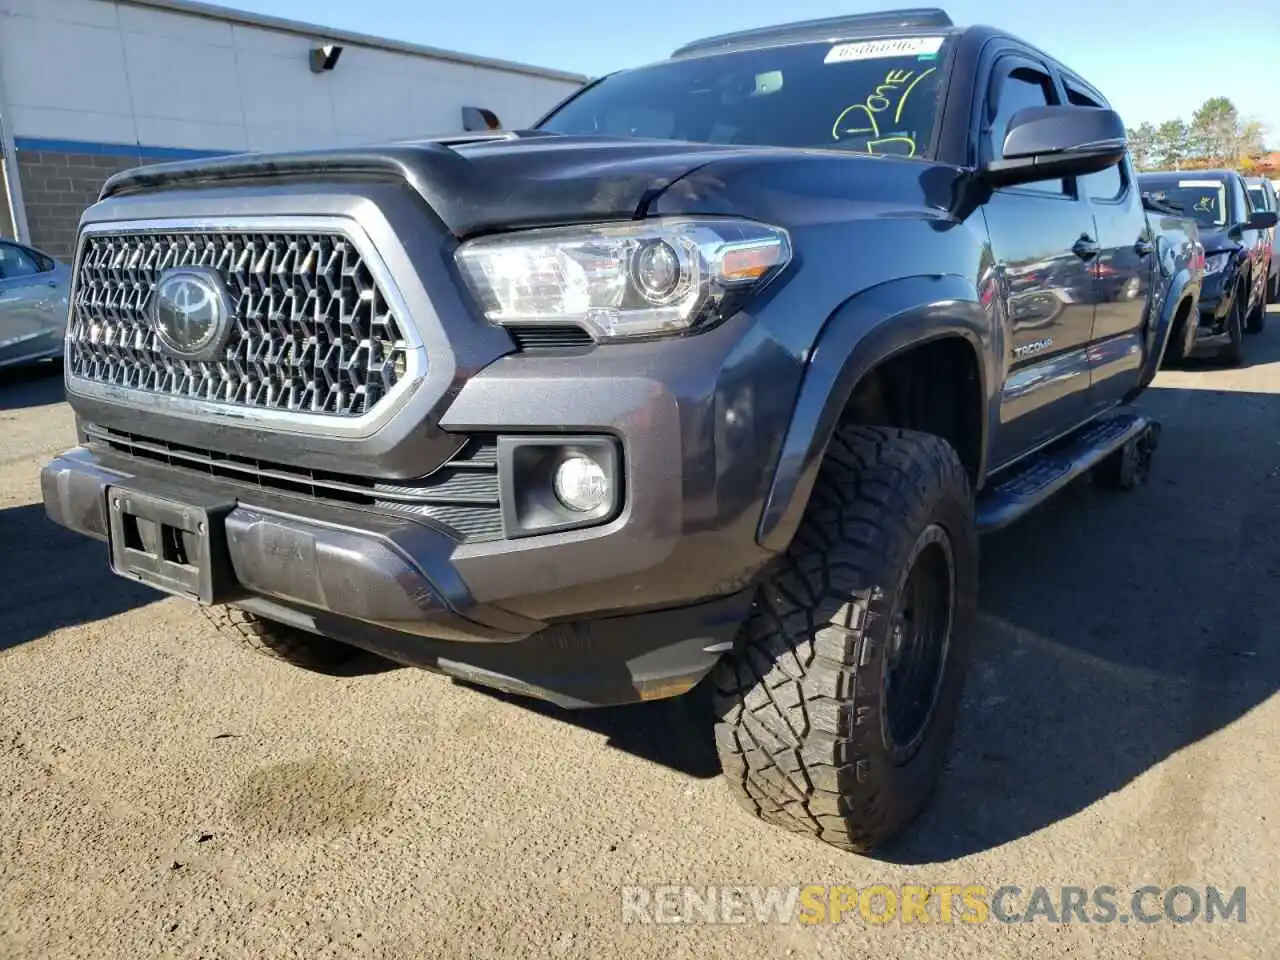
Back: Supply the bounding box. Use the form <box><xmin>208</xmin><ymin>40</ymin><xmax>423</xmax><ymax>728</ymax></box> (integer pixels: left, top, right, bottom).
<box><xmin>755</xmin><ymin>275</ymin><xmax>996</xmax><ymax>553</ymax></box>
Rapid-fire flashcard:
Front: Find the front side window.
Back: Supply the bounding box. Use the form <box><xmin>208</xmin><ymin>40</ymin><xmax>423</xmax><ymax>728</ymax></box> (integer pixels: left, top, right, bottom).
<box><xmin>0</xmin><ymin>242</ymin><xmax>42</xmax><ymax>280</ymax></box>
<box><xmin>540</xmin><ymin>36</ymin><xmax>951</xmax><ymax>158</ymax></box>
<box><xmin>989</xmin><ymin>68</ymin><xmax>1064</xmax><ymax>194</ymax></box>
<box><xmin>1247</xmin><ymin>184</ymin><xmax>1274</xmax><ymax>213</ymax></box>
<box><xmin>1230</xmin><ymin>177</ymin><xmax>1249</xmax><ymax>224</ymax></box>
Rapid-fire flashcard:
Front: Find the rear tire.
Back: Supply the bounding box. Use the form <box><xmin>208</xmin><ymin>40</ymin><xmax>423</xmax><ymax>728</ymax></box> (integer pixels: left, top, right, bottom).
<box><xmin>711</xmin><ymin>426</ymin><xmax>978</xmax><ymax>853</ymax></box>
<box><xmin>1097</xmin><ymin>423</ymin><xmax>1161</xmax><ymax>491</ymax></box>
<box><xmin>200</xmin><ymin>605</ymin><xmax>356</xmax><ymax>670</ymax></box>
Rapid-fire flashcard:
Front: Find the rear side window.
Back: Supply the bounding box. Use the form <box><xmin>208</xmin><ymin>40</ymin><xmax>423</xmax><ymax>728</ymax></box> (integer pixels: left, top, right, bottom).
<box><xmin>989</xmin><ymin>68</ymin><xmax>1064</xmax><ymax>194</ymax></box>
<box><xmin>1064</xmin><ymin>84</ymin><xmax>1124</xmax><ymax>201</ymax></box>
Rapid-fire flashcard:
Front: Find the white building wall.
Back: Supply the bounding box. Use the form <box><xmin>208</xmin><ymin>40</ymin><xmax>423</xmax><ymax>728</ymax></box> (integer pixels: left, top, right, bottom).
<box><xmin>0</xmin><ymin>0</ymin><xmax>584</xmax><ymax>154</ymax></box>
<box><xmin>0</xmin><ymin>0</ymin><xmax>585</xmax><ymax>253</ymax></box>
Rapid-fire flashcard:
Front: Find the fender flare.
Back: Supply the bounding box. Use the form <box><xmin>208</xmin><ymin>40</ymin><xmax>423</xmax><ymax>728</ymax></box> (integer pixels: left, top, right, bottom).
<box><xmin>1139</xmin><ymin>267</ymin><xmax>1198</xmax><ymax>391</ymax></box>
<box><xmin>1235</xmin><ymin>256</ymin><xmax>1252</xmax><ymax>300</ymax></box>
<box><xmin>755</xmin><ymin>274</ymin><xmax>996</xmax><ymax>553</ymax></box>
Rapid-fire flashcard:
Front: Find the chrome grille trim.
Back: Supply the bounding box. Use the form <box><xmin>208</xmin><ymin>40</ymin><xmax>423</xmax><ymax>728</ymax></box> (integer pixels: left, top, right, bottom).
<box><xmin>64</xmin><ymin>216</ymin><xmax>427</xmax><ymax>439</ymax></box>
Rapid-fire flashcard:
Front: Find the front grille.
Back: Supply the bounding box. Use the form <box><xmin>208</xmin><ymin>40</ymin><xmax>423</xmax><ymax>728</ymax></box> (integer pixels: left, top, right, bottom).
<box><xmin>86</xmin><ymin>426</ymin><xmax>504</xmax><ymax>542</ymax></box>
<box><xmin>67</xmin><ymin>228</ymin><xmax>411</xmax><ymax>418</ymax></box>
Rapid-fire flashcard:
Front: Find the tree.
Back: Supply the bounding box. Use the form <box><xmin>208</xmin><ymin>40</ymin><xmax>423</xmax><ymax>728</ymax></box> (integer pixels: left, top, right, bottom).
<box><xmin>1127</xmin><ymin>121</ymin><xmax>1156</xmax><ymax>170</ymax></box>
<box><xmin>1235</xmin><ymin>119</ymin><xmax>1268</xmax><ymax>169</ymax></box>
<box><xmin>1189</xmin><ymin>97</ymin><xmax>1238</xmax><ymax>167</ymax></box>
<box><xmin>1125</xmin><ymin>98</ymin><xmax>1271</xmax><ymax>172</ymax></box>
<box><xmin>1153</xmin><ymin>119</ymin><xmax>1189</xmax><ymax>170</ymax></box>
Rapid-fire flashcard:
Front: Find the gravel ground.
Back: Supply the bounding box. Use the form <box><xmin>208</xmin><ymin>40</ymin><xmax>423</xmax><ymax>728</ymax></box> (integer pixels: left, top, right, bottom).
<box><xmin>2</xmin><ymin>311</ymin><xmax>1279</xmax><ymax>959</ymax></box>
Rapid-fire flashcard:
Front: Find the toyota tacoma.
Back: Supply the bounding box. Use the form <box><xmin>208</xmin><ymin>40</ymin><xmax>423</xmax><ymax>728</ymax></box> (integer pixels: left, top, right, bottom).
<box><xmin>1139</xmin><ymin>169</ymin><xmax>1277</xmax><ymax>364</ymax></box>
<box><xmin>43</xmin><ymin>8</ymin><xmax>1189</xmax><ymax>852</ymax></box>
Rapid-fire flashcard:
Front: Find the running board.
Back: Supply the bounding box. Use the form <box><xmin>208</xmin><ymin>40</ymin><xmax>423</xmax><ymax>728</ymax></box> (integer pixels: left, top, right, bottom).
<box><xmin>976</xmin><ymin>412</ymin><xmax>1153</xmax><ymax>533</ymax></box>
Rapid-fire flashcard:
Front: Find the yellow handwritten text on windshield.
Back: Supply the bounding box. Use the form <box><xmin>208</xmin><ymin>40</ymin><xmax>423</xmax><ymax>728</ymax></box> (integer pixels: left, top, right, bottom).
<box><xmin>832</xmin><ymin>66</ymin><xmax>936</xmax><ymax>158</ymax></box>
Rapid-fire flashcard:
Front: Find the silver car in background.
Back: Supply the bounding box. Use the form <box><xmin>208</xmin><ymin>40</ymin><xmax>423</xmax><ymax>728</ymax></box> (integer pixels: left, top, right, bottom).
<box><xmin>0</xmin><ymin>240</ymin><xmax>71</xmax><ymax>370</ymax></box>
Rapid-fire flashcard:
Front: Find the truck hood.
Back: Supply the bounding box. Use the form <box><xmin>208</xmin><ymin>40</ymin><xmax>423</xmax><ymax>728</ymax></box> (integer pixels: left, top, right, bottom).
<box><xmin>99</xmin><ymin>132</ymin><xmax>956</xmax><ymax>238</ymax></box>
<box><xmin>99</xmin><ymin>133</ymin><xmax>779</xmax><ymax>238</ymax></box>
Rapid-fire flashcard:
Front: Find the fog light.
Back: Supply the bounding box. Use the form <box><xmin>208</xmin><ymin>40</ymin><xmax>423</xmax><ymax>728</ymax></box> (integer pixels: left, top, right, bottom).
<box><xmin>553</xmin><ymin>455</ymin><xmax>610</xmax><ymax>512</ymax></box>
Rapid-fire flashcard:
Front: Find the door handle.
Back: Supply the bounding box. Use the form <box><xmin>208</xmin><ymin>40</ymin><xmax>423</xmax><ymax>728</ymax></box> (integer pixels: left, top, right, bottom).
<box><xmin>1072</xmin><ymin>235</ymin><xmax>1100</xmax><ymax>261</ymax></box>
<box><xmin>47</xmin><ymin>280</ymin><xmax>58</xmax><ymax>287</ymax></box>
<box><xmin>1134</xmin><ymin>238</ymin><xmax>1153</xmax><ymax>257</ymax></box>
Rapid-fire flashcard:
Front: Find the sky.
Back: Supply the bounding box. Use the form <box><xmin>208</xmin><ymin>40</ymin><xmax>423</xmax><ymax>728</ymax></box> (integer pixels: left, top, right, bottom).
<box><xmin>228</xmin><ymin>0</ymin><xmax>1280</xmax><ymax>147</ymax></box>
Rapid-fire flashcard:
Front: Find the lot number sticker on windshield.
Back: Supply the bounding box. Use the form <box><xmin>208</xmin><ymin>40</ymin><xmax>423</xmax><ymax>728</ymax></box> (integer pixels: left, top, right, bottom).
<box><xmin>824</xmin><ymin>37</ymin><xmax>944</xmax><ymax>64</ymax></box>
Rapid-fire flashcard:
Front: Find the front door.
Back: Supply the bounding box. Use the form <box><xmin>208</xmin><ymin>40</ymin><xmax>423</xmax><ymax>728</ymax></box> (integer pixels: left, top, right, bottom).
<box><xmin>982</xmin><ymin>58</ymin><xmax>1099</xmax><ymax>468</ymax></box>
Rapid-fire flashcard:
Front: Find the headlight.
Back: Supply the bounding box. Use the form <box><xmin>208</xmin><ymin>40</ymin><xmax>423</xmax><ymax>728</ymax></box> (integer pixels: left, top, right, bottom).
<box><xmin>455</xmin><ymin>218</ymin><xmax>792</xmax><ymax>341</ymax></box>
<box><xmin>1203</xmin><ymin>252</ymin><xmax>1233</xmax><ymax>276</ymax></box>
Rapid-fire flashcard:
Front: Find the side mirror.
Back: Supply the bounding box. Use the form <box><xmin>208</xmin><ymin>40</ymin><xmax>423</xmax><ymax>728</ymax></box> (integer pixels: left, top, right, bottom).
<box><xmin>1248</xmin><ymin>210</ymin><xmax>1278</xmax><ymax>230</ymax></box>
<box><xmin>461</xmin><ymin>106</ymin><xmax>502</xmax><ymax>132</ymax></box>
<box><xmin>981</xmin><ymin>105</ymin><xmax>1127</xmax><ymax>189</ymax></box>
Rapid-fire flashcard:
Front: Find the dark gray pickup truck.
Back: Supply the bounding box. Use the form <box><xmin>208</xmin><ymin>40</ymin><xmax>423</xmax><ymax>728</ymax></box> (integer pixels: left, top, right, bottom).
<box><xmin>1140</xmin><ymin>170</ymin><xmax>1275</xmax><ymax>365</ymax></box>
<box><xmin>42</xmin><ymin>8</ymin><xmax>1200</xmax><ymax>852</ymax></box>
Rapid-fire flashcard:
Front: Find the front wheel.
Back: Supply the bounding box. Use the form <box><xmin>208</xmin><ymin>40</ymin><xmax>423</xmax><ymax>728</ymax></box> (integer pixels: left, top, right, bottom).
<box><xmin>201</xmin><ymin>605</ymin><xmax>356</xmax><ymax>671</ymax></box>
<box><xmin>711</xmin><ymin>426</ymin><xmax>978</xmax><ymax>853</ymax></box>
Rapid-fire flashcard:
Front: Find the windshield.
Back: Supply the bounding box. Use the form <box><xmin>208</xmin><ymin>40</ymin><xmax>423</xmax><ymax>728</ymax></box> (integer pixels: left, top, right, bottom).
<box><xmin>1247</xmin><ymin>185</ymin><xmax>1270</xmax><ymax>212</ymax></box>
<box><xmin>1139</xmin><ymin>179</ymin><xmax>1228</xmax><ymax>228</ymax></box>
<box><xmin>539</xmin><ymin>36</ymin><xmax>950</xmax><ymax>159</ymax></box>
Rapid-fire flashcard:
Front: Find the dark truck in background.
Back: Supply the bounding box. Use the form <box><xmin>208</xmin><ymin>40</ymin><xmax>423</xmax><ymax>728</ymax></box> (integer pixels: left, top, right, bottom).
<box><xmin>1246</xmin><ymin>177</ymin><xmax>1279</xmax><ymax>301</ymax></box>
<box><xmin>43</xmin><ymin>8</ymin><xmax>1200</xmax><ymax>853</ymax></box>
<box><xmin>1140</xmin><ymin>197</ymin><xmax>1206</xmax><ymax>368</ymax></box>
<box><xmin>1139</xmin><ymin>170</ymin><xmax>1277</xmax><ymax>364</ymax></box>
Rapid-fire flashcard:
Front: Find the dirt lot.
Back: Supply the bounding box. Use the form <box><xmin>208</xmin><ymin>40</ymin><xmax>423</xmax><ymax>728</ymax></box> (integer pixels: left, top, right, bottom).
<box><xmin>2</xmin><ymin>313</ymin><xmax>1279</xmax><ymax>959</ymax></box>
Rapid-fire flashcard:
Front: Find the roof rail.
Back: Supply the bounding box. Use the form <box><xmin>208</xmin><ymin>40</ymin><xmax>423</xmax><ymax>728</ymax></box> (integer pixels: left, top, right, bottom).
<box><xmin>671</xmin><ymin>8</ymin><xmax>954</xmax><ymax>59</ymax></box>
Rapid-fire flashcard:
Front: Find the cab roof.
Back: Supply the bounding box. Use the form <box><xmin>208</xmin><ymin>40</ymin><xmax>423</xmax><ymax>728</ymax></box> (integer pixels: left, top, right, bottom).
<box><xmin>670</xmin><ymin>7</ymin><xmax>959</xmax><ymax>59</ymax></box>
<box><xmin>1139</xmin><ymin>170</ymin><xmax>1240</xmax><ymax>182</ymax></box>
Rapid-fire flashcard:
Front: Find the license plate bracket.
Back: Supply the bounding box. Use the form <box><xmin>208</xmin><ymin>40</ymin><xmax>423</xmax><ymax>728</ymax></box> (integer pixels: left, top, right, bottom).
<box><xmin>106</xmin><ymin>484</ymin><xmax>240</xmax><ymax>604</ymax></box>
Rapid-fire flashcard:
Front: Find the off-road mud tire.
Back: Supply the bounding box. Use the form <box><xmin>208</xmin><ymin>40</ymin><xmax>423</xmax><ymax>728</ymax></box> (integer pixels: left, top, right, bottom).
<box><xmin>711</xmin><ymin>426</ymin><xmax>978</xmax><ymax>853</ymax></box>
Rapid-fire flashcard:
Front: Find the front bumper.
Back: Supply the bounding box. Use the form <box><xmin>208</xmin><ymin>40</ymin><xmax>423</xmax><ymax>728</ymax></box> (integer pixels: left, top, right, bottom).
<box><xmin>41</xmin><ymin>445</ymin><xmax>758</xmax><ymax>707</ymax></box>
<box><xmin>43</xmin><ymin>301</ymin><xmax>797</xmax><ymax>709</ymax></box>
